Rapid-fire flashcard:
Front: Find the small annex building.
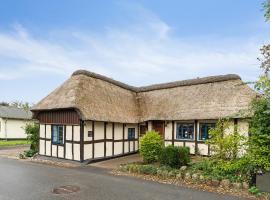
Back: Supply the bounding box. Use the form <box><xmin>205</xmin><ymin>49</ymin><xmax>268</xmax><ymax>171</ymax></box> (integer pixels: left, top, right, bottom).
<box><xmin>0</xmin><ymin>106</ymin><xmax>32</xmax><ymax>140</ymax></box>
<box><xmin>31</xmin><ymin>70</ymin><xmax>257</xmax><ymax>162</ymax></box>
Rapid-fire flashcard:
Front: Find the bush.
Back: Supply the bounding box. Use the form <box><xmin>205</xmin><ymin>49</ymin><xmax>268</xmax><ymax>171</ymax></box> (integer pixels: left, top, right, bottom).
<box><xmin>24</xmin><ymin>123</ymin><xmax>39</xmax><ymax>152</ymax></box>
<box><xmin>179</xmin><ymin>146</ymin><xmax>190</xmax><ymax>166</ymax></box>
<box><xmin>159</xmin><ymin>145</ymin><xmax>190</xmax><ymax>168</ymax></box>
<box><xmin>206</xmin><ymin>119</ymin><xmax>247</xmax><ymax>160</ymax></box>
<box><xmin>138</xmin><ymin>165</ymin><xmax>158</xmax><ymax>175</ymax></box>
<box><xmin>24</xmin><ymin>149</ymin><xmax>37</xmax><ymax>157</ymax></box>
<box><xmin>140</xmin><ymin>131</ymin><xmax>163</xmax><ymax>163</ymax></box>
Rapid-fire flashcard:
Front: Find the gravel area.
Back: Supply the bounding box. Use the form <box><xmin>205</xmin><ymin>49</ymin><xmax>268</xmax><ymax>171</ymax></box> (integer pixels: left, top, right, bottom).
<box><xmin>0</xmin><ymin>145</ymin><xmax>29</xmax><ymax>159</ymax></box>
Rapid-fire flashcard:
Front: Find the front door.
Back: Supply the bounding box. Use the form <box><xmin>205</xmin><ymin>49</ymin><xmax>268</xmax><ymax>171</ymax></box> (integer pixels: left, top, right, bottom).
<box><xmin>152</xmin><ymin>121</ymin><xmax>165</xmax><ymax>138</ymax></box>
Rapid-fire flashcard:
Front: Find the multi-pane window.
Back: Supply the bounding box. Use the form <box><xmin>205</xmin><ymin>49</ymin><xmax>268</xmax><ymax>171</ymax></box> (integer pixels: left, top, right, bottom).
<box><xmin>199</xmin><ymin>123</ymin><xmax>215</xmax><ymax>141</ymax></box>
<box><xmin>176</xmin><ymin>123</ymin><xmax>194</xmax><ymax>140</ymax></box>
<box><xmin>128</xmin><ymin>128</ymin><xmax>135</xmax><ymax>140</ymax></box>
<box><xmin>52</xmin><ymin>125</ymin><xmax>64</xmax><ymax>145</ymax></box>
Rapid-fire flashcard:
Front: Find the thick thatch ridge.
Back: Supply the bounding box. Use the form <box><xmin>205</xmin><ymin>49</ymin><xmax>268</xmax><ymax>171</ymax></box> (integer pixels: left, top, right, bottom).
<box><xmin>32</xmin><ymin>70</ymin><xmax>256</xmax><ymax>123</ymax></box>
<box><xmin>72</xmin><ymin>70</ymin><xmax>241</xmax><ymax>92</ymax></box>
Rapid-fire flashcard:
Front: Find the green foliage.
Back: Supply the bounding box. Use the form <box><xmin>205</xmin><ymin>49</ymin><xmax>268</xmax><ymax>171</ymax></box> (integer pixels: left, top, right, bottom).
<box><xmin>24</xmin><ymin>123</ymin><xmax>39</xmax><ymax>152</ymax></box>
<box><xmin>179</xmin><ymin>146</ymin><xmax>190</xmax><ymax>166</ymax></box>
<box><xmin>138</xmin><ymin>165</ymin><xmax>158</xmax><ymax>175</ymax></box>
<box><xmin>263</xmin><ymin>0</ymin><xmax>270</xmax><ymax>21</ymax></box>
<box><xmin>23</xmin><ymin>149</ymin><xmax>37</xmax><ymax>157</ymax></box>
<box><xmin>249</xmin><ymin>186</ymin><xmax>262</xmax><ymax>197</ymax></box>
<box><xmin>10</xmin><ymin>101</ymin><xmax>32</xmax><ymax>111</ymax></box>
<box><xmin>159</xmin><ymin>145</ymin><xmax>181</xmax><ymax>168</ymax></box>
<box><xmin>206</xmin><ymin>119</ymin><xmax>247</xmax><ymax>160</ymax></box>
<box><xmin>159</xmin><ymin>145</ymin><xmax>190</xmax><ymax>168</ymax></box>
<box><xmin>139</xmin><ymin>131</ymin><xmax>163</xmax><ymax>163</ymax></box>
<box><xmin>191</xmin><ymin>157</ymin><xmax>254</xmax><ymax>182</ymax></box>
<box><xmin>248</xmin><ymin>75</ymin><xmax>270</xmax><ymax>170</ymax></box>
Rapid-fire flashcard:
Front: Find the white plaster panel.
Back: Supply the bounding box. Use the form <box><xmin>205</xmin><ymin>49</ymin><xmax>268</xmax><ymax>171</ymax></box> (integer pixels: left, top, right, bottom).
<box><xmin>39</xmin><ymin>140</ymin><xmax>45</xmax><ymax>155</ymax></box>
<box><xmin>124</xmin><ymin>141</ymin><xmax>129</xmax><ymax>153</ymax></box>
<box><xmin>73</xmin><ymin>144</ymin><xmax>80</xmax><ymax>161</ymax></box>
<box><xmin>114</xmin><ymin>123</ymin><xmax>123</xmax><ymax>140</ymax></box>
<box><xmin>174</xmin><ymin>141</ymin><xmax>184</xmax><ymax>147</ymax></box>
<box><xmin>114</xmin><ymin>142</ymin><xmax>123</xmax><ymax>155</ymax></box>
<box><xmin>94</xmin><ymin>142</ymin><xmax>104</xmax><ymax>158</ymax></box>
<box><xmin>84</xmin><ymin>121</ymin><xmax>93</xmax><ymax>142</ymax></box>
<box><xmin>40</xmin><ymin>124</ymin><xmax>45</xmax><ymax>138</ymax></box>
<box><xmin>185</xmin><ymin>142</ymin><xmax>195</xmax><ymax>154</ymax></box>
<box><xmin>164</xmin><ymin>121</ymin><xmax>172</xmax><ymax>140</ymax></box>
<box><xmin>106</xmin><ymin>142</ymin><xmax>112</xmax><ymax>156</ymax></box>
<box><xmin>198</xmin><ymin>143</ymin><xmax>208</xmax><ymax>156</ymax></box>
<box><xmin>84</xmin><ymin>144</ymin><xmax>92</xmax><ymax>160</ymax></box>
<box><xmin>94</xmin><ymin>122</ymin><xmax>104</xmax><ymax>140</ymax></box>
<box><xmin>73</xmin><ymin>126</ymin><xmax>80</xmax><ymax>142</ymax></box>
<box><xmin>51</xmin><ymin>145</ymin><xmax>57</xmax><ymax>157</ymax></box>
<box><xmin>66</xmin><ymin>126</ymin><xmax>72</xmax><ymax>140</ymax></box>
<box><xmin>46</xmin><ymin>125</ymin><xmax>51</xmax><ymax>139</ymax></box>
<box><xmin>106</xmin><ymin>123</ymin><xmax>113</xmax><ymax>139</ymax></box>
<box><xmin>46</xmin><ymin>141</ymin><xmax>51</xmax><ymax>156</ymax></box>
<box><xmin>65</xmin><ymin>143</ymin><xmax>72</xmax><ymax>160</ymax></box>
<box><xmin>58</xmin><ymin>146</ymin><xmax>64</xmax><ymax>158</ymax></box>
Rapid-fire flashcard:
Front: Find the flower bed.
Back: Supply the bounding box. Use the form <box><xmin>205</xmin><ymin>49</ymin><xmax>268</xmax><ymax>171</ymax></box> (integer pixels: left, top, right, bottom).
<box><xmin>119</xmin><ymin>162</ymin><xmax>249</xmax><ymax>189</ymax></box>
<box><xmin>116</xmin><ymin>162</ymin><xmax>269</xmax><ymax>199</ymax></box>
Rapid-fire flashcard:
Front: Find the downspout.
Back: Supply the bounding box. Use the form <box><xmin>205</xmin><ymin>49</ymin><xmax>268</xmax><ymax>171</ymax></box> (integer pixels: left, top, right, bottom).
<box><xmin>4</xmin><ymin>118</ymin><xmax>7</xmax><ymax>141</ymax></box>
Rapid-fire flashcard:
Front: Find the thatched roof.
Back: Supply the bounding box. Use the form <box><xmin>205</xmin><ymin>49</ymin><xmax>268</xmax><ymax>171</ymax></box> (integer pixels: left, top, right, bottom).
<box><xmin>32</xmin><ymin>70</ymin><xmax>256</xmax><ymax>123</ymax></box>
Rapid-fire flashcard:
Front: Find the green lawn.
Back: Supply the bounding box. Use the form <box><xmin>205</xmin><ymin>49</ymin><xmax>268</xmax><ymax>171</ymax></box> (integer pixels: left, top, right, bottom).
<box><xmin>0</xmin><ymin>140</ymin><xmax>29</xmax><ymax>147</ymax></box>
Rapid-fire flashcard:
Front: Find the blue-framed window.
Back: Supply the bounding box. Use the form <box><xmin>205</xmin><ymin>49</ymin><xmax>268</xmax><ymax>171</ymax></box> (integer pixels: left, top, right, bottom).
<box><xmin>176</xmin><ymin>123</ymin><xmax>194</xmax><ymax>140</ymax></box>
<box><xmin>128</xmin><ymin>128</ymin><xmax>135</xmax><ymax>140</ymax></box>
<box><xmin>199</xmin><ymin>123</ymin><xmax>215</xmax><ymax>141</ymax></box>
<box><xmin>52</xmin><ymin>125</ymin><xmax>64</xmax><ymax>145</ymax></box>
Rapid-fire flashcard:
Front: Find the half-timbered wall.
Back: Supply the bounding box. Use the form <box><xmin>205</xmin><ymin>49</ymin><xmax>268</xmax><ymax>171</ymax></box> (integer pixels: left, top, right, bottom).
<box><xmin>39</xmin><ymin>123</ymin><xmax>81</xmax><ymax>161</ymax></box>
<box><xmin>83</xmin><ymin>121</ymin><xmax>139</xmax><ymax>161</ymax></box>
<box><xmin>148</xmin><ymin>119</ymin><xmax>250</xmax><ymax>156</ymax></box>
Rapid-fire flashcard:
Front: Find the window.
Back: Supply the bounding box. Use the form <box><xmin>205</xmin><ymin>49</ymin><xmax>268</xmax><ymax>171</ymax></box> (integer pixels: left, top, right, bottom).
<box><xmin>199</xmin><ymin>123</ymin><xmax>215</xmax><ymax>141</ymax></box>
<box><xmin>176</xmin><ymin>123</ymin><xmax>194</xmax><ymax>140</ymax></box>
<box><xmin>88</xmin><ymin>131</ymin><xmax>93</xmax><ymax>137</ymax></box>
<box><xmin>52</xmin><ymin>125</ymin><xmax>64</xmax><ymax>145</ymax></box>
<box><xmin>128</xmin><ymin>128</ymin><xmax>135</xmax><ymax>140</ymax></box>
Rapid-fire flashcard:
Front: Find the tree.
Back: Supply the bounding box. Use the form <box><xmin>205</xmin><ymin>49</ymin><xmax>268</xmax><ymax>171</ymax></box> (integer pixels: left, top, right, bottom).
<box><xmin>10</xmin><ymin>101</ymin><xmax>31</xmax><ymax>111</ymax></box>
<box><xmin>0</xmin><ymin>102</ymin><xmax>9</xmax><ymax>106</ymax></box>
<box><xmin>263</xmin><ymin>0</ymin><xmax>270</xmax><ymax>21</ymax></box>
<box><xmin>247</xmin><ymin>2</ymin><xmax>270</xmax><ymax>170</ymax></box>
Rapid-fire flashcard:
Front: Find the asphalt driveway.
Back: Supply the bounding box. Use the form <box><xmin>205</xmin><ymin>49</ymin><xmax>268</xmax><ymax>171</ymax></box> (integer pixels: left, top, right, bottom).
<box><xmin>0</xmin><ymin>157</ymin><xmax>247</xmax><ymax>200</ymax></box>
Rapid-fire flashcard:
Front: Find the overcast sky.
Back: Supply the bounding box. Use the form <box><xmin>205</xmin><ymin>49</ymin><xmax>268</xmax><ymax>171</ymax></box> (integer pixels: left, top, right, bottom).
<box><xmin>0</xmin><ymin>0</ymin><xmax>269</xmax><ymax>103</ymax></box>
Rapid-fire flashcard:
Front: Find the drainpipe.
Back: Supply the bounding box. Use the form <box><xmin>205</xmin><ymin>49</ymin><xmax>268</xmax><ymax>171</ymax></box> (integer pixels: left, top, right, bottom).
<box><xmin>4</xmin><ymin>119</ymin><xmax>7</xmax><ymax>141</ymax></box>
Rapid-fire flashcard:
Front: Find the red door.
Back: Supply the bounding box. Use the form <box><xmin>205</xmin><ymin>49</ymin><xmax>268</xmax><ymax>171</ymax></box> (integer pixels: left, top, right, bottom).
<box><xmin>152</xmin><ymin>121</ymin><xmax>165</xmax><ymax>138</ymax></box>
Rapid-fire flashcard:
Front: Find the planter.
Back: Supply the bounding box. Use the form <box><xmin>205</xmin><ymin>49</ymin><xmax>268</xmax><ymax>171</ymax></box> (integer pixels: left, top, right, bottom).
<box><xmin>256</xmin><ymin>170</ymin><xmax>270</xmax><ymax>192</ymax></box>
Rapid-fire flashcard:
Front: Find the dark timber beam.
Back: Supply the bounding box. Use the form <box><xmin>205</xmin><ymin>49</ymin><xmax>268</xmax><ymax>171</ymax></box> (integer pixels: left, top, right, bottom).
<box><xmin>92</xmin><ymin>121</ymin><xmax>95</xmax><ymax>159</ymax></box>
<box><xmin>172</xmin><ymin>121</ymin><xmax>175</xmax><ymax>146</ymax></box>
<box><xmin>194</xmin><ymin>120</ymin><xmax>198</xmax><ymax>155</ymax></box>
<box><xmin>80</xmin><ymin>120</ymin><xmax>84</xmax><ymax>162</ymax></box>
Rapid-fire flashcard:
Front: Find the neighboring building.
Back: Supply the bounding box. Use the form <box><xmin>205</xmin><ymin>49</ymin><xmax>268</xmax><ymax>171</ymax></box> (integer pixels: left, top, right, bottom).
<box><xmin>0</xmin><ymin>106</ymin><xmax>32</xmax><ymax>140</ymax></box>
<box><xmin>32</xmin><ymin>70</ymin><xmax>257</xmax><ymax>162</ymax></box>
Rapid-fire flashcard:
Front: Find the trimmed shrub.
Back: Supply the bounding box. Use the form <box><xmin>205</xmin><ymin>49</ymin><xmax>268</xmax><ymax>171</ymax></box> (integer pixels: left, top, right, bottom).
<box><xmin>179</xmin><ymin>146</ymin><xmax>190</xmax><ymax>166</ymax></box>
<box><xmin>140</xmin><ymin>131</ymin><xmax>163</xmax><ymax>163</ymax></box>
<box><xmin>159</xmin><ymin>145</ymin><xmax>190</xmax><ymax>168</ymax></box>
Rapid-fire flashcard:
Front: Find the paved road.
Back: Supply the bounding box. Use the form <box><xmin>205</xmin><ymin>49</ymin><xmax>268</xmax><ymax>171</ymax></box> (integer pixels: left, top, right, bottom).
<box><xmin>0</xmin><ymin>157</ymin><xmax>245</xmax><ymax>200</ymax></box>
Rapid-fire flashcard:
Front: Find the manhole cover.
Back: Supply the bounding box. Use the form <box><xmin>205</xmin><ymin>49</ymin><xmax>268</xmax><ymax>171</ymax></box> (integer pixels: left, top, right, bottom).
<box><xmin>52</xmin><ymin>185</ymin><xmax>80</xmax><ymax>194</ymax></box>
